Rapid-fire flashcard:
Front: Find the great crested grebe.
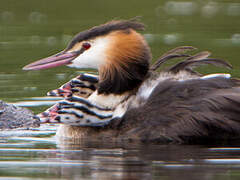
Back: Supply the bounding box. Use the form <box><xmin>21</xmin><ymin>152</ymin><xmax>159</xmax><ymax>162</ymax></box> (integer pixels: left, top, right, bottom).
<box><xmin>23</xmin><ymin>19</ymin><xmax>240</xmax><ymax>143</ymax></box>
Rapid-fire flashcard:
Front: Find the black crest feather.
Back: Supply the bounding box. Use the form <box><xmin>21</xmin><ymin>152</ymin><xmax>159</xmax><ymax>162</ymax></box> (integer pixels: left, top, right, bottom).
<box><xmin>66</xmin><ymin>18</ymin><xmax>145</xmax><ymax>50</ymax></box>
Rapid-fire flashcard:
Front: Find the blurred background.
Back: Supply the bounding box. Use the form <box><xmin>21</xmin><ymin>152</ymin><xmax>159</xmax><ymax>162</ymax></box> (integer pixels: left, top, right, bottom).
<box><xmin>0</xmin><ymin>0</ymin><xmax>239</xmax><ymax>108</ymax></box>
<box><xmin>1</xmin><ymin>1</ymin><xmax>240</xmax><ymax>179</ymax></box>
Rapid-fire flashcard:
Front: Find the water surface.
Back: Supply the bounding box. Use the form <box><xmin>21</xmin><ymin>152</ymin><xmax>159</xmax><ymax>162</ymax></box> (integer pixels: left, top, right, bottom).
<box><xmin>0</xmin><ymin>0</ymin><xmax>240</xmax><ymax>179</ymax></box>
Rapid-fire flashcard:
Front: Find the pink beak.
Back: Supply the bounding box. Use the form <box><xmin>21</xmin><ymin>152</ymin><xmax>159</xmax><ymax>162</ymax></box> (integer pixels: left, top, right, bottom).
<box><xmin>22</xmin><ymin>51</ymin><xmax>79</xmax><ymax>70</ymax></box>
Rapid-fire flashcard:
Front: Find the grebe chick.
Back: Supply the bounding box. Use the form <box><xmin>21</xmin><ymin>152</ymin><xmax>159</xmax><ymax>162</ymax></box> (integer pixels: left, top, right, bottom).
<box><xmin>23</xmin><ymin>19</ymin><xmax>240</xmax><ymax>143</ymax></box>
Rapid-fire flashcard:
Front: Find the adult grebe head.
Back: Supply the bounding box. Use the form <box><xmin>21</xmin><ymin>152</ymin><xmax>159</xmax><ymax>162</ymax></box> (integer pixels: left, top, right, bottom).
<box><xmin>23</xmin><ymin>19</ymin><xmax>151</xmax><ymax>94</ymax></box>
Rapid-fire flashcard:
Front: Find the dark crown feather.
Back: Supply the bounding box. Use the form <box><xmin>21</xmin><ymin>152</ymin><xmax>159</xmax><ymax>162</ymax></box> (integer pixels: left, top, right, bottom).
<box><xmin>66</xmin><ymin>18</ymin><xmax>145</xmax><ymax>50</ymax></box>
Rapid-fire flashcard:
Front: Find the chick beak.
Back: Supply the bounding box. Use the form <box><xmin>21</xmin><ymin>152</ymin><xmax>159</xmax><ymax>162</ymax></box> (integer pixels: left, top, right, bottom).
<box><xmin>22</xmin><ymin>50</ymin><xmax>82</xmax><ymax>71</ymax></box>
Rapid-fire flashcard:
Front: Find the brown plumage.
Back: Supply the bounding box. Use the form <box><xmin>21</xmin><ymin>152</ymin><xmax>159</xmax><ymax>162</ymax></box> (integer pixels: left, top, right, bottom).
<box><xmin>54</xmin><ymin>47</ymin><xmax>240</xmax><ymax>144</ymax></box>
<box><xmin>116</xmin><ymin>77</ymin><xmax>240</xmax><ymax>143</ymax></box>
<box><xmin>99</xmin><ymin>29</ymin><xmax>150</xmax><ymax>94</ymax></box>
<box><xmin>23</xmin><ymin>19</ymin><xmax>240</xmax><ymax>144</ymax></box>
<box><xmin>56</xmin><ymin>76</ymin><xmax>240</xmax><ymax>144</ymax></box>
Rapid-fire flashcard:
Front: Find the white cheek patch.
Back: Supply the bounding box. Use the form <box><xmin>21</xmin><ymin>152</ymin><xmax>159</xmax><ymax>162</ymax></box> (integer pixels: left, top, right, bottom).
<box><xmin>68</xmin><ymin>37</ymin><xmax>111</xmax><ymax>69</ymax></box>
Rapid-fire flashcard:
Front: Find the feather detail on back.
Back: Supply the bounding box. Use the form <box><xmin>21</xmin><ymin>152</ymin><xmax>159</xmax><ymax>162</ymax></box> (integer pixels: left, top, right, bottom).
<box><xmin>118</xmin><ymin>77</ymin><xmax>240</xmax><ymax>143</ymax></box>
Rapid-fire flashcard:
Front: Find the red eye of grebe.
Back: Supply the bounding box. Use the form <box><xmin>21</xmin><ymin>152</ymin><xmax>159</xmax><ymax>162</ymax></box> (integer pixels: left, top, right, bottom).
<box><xmin>82</xmin><ymin>42</ymin><xmax>91</xmax><ymax>50</ymax></box>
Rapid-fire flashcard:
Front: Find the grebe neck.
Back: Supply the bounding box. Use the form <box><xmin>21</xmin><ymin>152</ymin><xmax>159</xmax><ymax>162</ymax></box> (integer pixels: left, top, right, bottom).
<box><xmin>98</xmin><ymin>53</ymin><xmax>150</xmax><ymax>95</ymax></box>
<box><xmin>97</xmin><ymin>30</ymin><xmax>151</xmax><ymax>95</ymax></box>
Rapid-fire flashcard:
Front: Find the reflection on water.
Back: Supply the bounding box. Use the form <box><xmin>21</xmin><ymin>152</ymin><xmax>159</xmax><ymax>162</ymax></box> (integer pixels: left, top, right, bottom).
<box><xmin>2</xmin><ymin>133</ymin><xmax>240</xmax><ymax>179</ymax></box>
<box><xmin>13</xmin><ymin>96</ymin><xmax>62</xmax><ymax>107</ymax></box>
<box><xmin>0</xmin><ymin>0</ymin><xmax>240</xmax><ymax>179</ymax></box>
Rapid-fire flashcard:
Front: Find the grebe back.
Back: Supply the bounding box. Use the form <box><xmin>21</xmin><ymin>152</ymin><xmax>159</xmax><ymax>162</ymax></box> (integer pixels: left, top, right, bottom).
<box><xmin>23</xmin><ymin>19</ymin><xmax>240</xmax><ymax>143</ymax></box>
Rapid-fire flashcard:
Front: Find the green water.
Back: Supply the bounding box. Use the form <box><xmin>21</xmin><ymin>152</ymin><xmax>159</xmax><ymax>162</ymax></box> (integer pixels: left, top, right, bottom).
<box><xmin>1</xmin><ymin>0</ymin><xmax>240</xmax><ymax>103</ymax></box>
<box><xmin>0</xmin><ymin>0</ymin><xmax>240</xmax><ymax>179</ymax></box>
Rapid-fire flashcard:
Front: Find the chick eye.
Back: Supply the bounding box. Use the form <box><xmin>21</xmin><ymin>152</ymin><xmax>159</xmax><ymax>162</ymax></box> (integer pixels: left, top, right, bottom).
<box><xmin>82</xmin><ymin>42</ymin><xmax>91</xmax><ymax>50</ymax></box>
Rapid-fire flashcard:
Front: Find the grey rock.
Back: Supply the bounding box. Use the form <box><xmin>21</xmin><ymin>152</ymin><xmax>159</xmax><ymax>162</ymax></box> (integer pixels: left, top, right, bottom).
<box><xmin>0</xmin><ymin>100</ymin><xmax>40</xmax><ymax>130</ymax></box>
